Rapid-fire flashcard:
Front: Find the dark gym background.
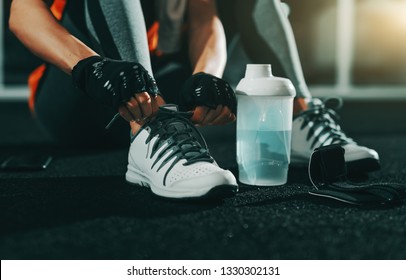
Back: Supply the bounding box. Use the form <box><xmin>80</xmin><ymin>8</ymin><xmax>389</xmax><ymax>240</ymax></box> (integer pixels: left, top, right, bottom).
<box><xmin>1</xmin><ymin>0</ymin><xmax>405</xmax><ymax>260</ymax></box>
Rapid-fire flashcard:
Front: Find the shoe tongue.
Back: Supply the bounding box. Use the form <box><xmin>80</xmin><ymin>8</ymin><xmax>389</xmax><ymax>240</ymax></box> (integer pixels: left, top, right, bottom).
<box><xmin>166</xmin><ymin>120</ymin><xmax>202</xmax><ymax>159</ymax></box>
<box><xmin>158</xmin><ymin>105</ymin><xmax>194</xmax><ymax>141</ymax></box>
<box><xmin>157</xmin><ymin>104</ymin><xmax>204</xmax><ymax>153</ymax></box>
<box><xmin>153</xmin><ymin>105</ymin><xmax>208</xmax><ymax>160</ymax></box>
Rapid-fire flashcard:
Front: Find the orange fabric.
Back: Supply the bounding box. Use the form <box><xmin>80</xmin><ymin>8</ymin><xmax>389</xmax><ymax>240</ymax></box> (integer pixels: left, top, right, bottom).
<box><xmin>28</xmin><ymin>64</ymin><xmax>47</xmax><ymax>112</ymax></box>
<box><xmin>147</xmin><ymin>21</ymin><xmax>162</xmax><ymax>56</ymax></box>
<box><xmin>28</xmin><ymin>0</ymin><xmax>67</xmax><ymax>113</ymax></box>
<box><xmin>293</xmin><ymin>97</ymin><xmax>309</xmax><ymax>116</ymax></box>
<box><xmin>50</xmin><ymin>0</ymin><xmax>67</xmax><ymax>20</ymax></box>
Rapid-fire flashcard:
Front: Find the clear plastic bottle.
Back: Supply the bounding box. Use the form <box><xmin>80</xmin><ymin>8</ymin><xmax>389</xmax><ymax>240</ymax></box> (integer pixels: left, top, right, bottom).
<box><xmin>236</xmin><ymin>64</ymin><xmax>296</xmax><ymax>186</ymax></box>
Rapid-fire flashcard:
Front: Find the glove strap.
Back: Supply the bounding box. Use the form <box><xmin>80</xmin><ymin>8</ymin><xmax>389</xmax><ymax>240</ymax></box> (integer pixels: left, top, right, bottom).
<box><xmin>308</xmin><ymin>144</ymin><xmax>405</xmax><ymax>206</ymax></box>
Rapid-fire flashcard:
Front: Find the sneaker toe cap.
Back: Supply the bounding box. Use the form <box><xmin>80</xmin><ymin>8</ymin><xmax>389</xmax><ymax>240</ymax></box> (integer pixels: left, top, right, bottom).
<box><xmin>171</xmin><ymin>170</ymin><xmax>237</xmax><ymax>188</ymax></box>
<box><xmin>343</xmin><ymin>144</ymin><xmax>379</xmax><ymax>162</ymax></box>
<box><xmin>168</xmin><ymin>170</ymin><xmax>238</xmax><ymax>197</ymax></box>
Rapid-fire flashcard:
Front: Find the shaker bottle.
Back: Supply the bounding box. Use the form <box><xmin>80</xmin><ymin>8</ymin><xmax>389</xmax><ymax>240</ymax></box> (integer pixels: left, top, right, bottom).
<box><xmin>236</xmin><ymin>64</ymin><xmax>296</xmax><ymax>186</ymax></box>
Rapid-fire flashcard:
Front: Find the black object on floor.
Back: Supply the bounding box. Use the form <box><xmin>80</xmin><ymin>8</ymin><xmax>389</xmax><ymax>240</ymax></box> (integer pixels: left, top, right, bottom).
<box><xmin>308</xmin><ymin>144</ymin><xmax>405</xmax><ymax>206</ymax></box>
<box><xmin>1</xmin><ymin>102</ymin><xmax>406</xmax><ymax>260</ymax></box>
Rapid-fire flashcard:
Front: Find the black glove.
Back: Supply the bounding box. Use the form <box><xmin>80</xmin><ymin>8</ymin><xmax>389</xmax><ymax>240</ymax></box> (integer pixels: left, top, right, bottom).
<box><xmin>72</xmin><ymin>56</ymin><xmax>159</xmax><ymax>109</ymax></box>
<box><xmin>179</xmin><ymin>72</ymin><xmax>237</xmax><ymax>114</ymax></box>
<box><xmin>308</xmin><ymin>144</ymin><xmax>404</xmax><ymax>206</ymax></box>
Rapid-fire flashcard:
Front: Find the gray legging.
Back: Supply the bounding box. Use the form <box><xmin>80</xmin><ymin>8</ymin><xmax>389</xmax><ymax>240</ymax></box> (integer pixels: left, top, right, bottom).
<box><xmin>35</xmin><ymin>0</ymin><xmax>190</xmax><ymax>148</ymax></box>
<box><xmin>219</xmin><ymin>0</ymin><xmax>312</xmax><ymax>99</ymax></box>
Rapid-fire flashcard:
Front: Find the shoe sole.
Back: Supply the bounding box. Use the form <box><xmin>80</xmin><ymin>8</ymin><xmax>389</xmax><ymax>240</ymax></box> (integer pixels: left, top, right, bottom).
<box><xmin>126</xmin><ymin>167</ymin><xmax>238</xmax><ymax>200</ymax></box>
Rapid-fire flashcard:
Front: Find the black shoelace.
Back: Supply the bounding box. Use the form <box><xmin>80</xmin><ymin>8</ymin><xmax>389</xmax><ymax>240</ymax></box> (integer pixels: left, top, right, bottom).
<box><xmin>145</xmin><ymin>108</ymin><xmax>214</xmax><ymax>186</ymax></box>
<box><xmin>298</xmin><ymin>98</ymin><xmax>352</xmax><ymax>149</ymax></box>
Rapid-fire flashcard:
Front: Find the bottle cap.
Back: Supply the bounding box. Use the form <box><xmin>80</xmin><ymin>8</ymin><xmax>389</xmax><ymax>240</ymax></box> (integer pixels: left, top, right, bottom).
<box><xmin>236</xmin><ymin>64</ymin><xmax>296</xmax><ymax>97</ymax></box>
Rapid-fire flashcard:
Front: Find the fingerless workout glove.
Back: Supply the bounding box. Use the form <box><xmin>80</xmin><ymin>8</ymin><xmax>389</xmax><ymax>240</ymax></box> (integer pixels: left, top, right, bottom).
<box><xmin>308</xmin><ymin>144</ymin><xmax>406</xmax><ymax>206</ymax></box>
<box><xmin>179</xmin><ymin>72</ymin><xmax>237</xmax><ymax>114</ymax></box>
<box><xmin>72</xmin><ymin>56</ymin><xmax>160</xmax><ymax>109</ymax></box>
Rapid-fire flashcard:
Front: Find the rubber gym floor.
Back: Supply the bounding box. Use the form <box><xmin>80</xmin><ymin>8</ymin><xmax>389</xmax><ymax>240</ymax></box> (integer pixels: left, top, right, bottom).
<box><xmin>0</xmin><ymin>101</ymin><xmax>405</xmax><ymax>260</ymax></box>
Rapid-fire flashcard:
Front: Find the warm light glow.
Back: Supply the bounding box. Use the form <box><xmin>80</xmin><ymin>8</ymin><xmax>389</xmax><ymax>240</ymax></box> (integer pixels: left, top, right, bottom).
<box><xmin>354</xmin><ymin>0</ymin><xmax>406</xmax><ymax>83</ymax></box>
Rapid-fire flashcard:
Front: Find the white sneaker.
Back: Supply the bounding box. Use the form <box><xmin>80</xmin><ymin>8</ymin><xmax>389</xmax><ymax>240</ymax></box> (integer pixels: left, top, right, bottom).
<box><xmin>125</xmin><ymin>105</ymin><xmax>238</xmax><ymax>199</ymax></box>
<box><xmin>291</xmin><ymin>98</ymin><xmax>380</xmax><ymax>173</ymax></box>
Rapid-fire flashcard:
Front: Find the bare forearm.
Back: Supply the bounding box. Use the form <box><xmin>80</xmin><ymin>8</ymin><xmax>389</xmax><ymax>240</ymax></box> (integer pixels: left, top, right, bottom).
<box><xmin>188</xmin><ymin>1</ymin><xmax>227</xmax><ymax>77</ymax></box>
<box><xmin>9</xmin><ymin>0</ymin><xmax>98</xmax><ymax>74</ymax></box>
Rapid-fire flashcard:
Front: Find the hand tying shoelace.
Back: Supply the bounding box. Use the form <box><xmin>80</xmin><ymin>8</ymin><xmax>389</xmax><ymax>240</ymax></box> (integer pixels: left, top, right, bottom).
<box><xmin>308</xmin><ymin>144</ymin><xmax>405</xmax><ymax>206</ymax></box>
<box><xmin>179</xmin><ymin>72</ymin><xmax>237</xmax><ymax>114</ymax></box>
<box><xmin>71</xmin><ymin>56</ymin><xmax>160</xmax><ymax>129</ymax></box>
